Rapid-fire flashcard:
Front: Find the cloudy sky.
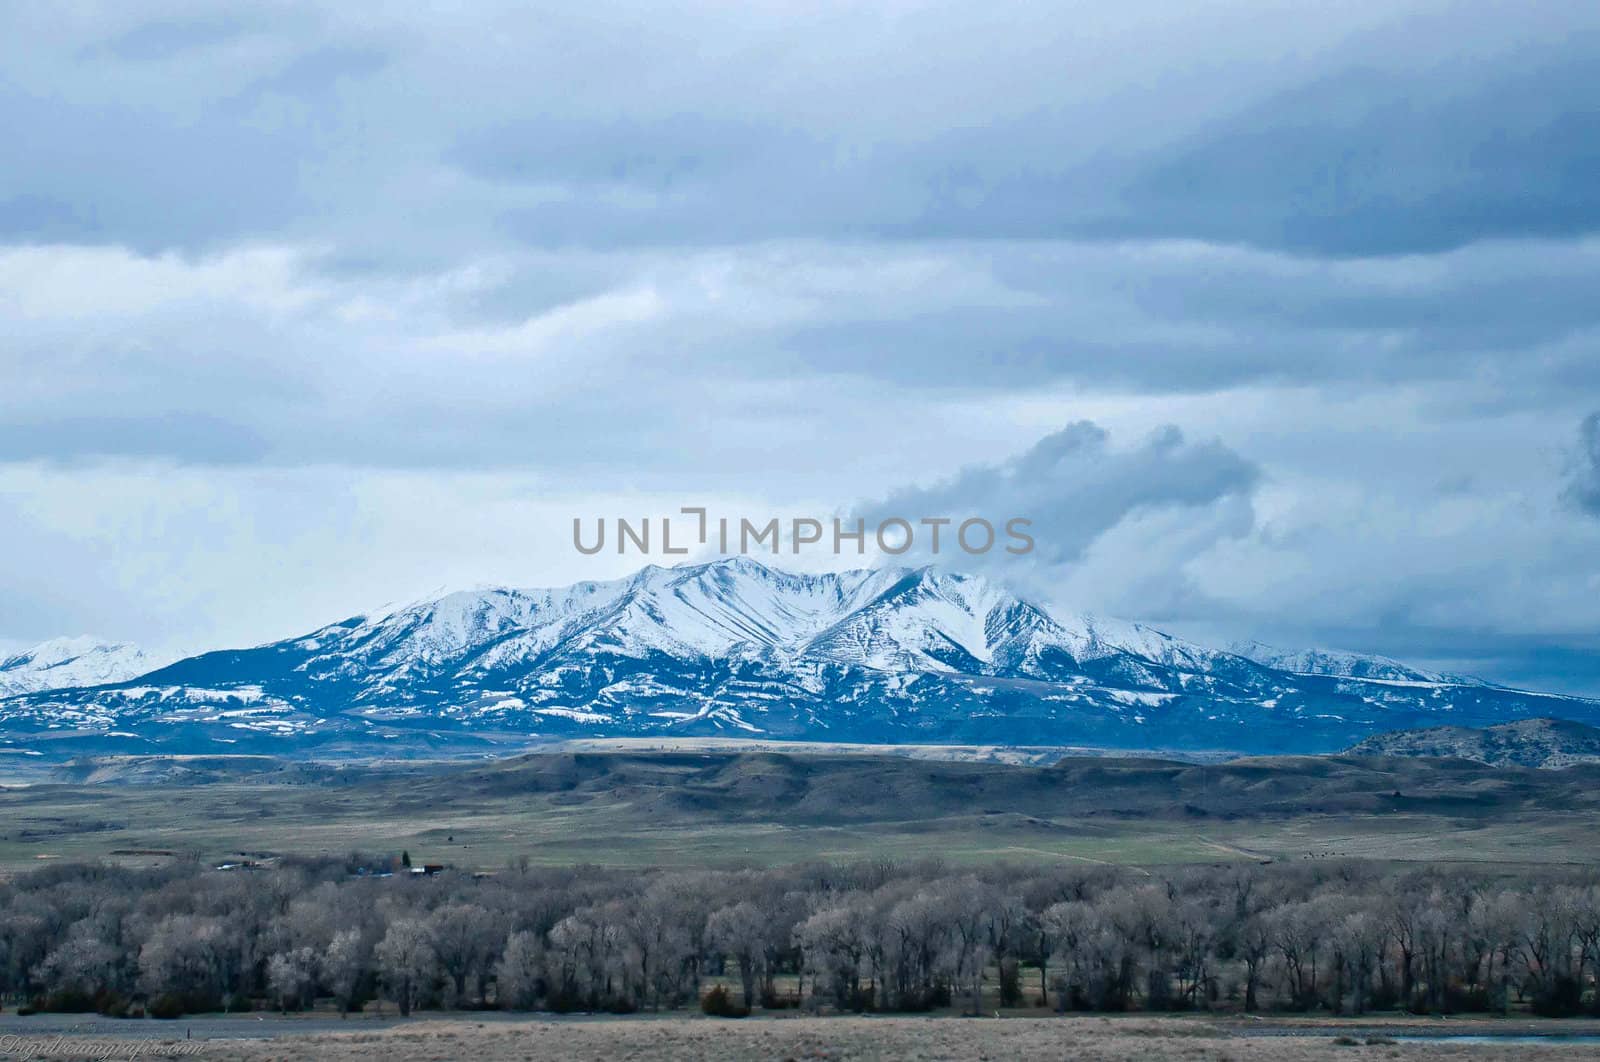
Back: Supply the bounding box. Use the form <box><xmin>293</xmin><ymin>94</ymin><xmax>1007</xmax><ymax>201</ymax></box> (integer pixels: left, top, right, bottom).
<box><xmin>3</xmin><ymin>1</ymin><xmax>1599</xmax><ymax>694</ymax></box>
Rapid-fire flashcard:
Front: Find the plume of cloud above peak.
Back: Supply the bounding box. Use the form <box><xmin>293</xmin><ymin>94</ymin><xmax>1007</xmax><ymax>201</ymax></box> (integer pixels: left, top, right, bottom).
<box><xmin>1568</xmin><ymin>412</ymin><xmax>1600</xmax><ymax>517</ymax></box>
<box><xmin>856</xmin><ymin>422</ymin><xmax>1259</xmax><ymax>571</ymax></box>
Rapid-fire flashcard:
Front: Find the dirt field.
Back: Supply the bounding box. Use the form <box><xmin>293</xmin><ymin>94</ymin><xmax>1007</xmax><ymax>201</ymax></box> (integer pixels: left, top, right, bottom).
<box><xmin>19</xmin><ymin>1015</ymin><xmax>1586</xmax><ymax>1061</ymax></box>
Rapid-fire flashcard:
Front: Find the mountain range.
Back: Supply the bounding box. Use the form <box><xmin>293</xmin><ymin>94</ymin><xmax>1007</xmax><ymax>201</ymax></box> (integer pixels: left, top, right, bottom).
<box><xmin>2</xmin><ymin>558</ymin><xmax>1596</xmax><ymax>763</ymax></box>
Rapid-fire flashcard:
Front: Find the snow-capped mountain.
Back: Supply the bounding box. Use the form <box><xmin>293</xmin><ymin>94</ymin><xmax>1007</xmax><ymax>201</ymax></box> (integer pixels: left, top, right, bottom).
<box><xmin>1225</xmin><ymin>639</ymin><xmax>1482</xmax><ymax>686</ymax></box>
<box><xmin>0</xmin><ymin>637</ymin><xmax>160</xmax><ymax>696</ymax></box>
<box><xmin>2</xmin><ymin>559</ymin><xmax>1596</xmax><ymax>763</ymax></box>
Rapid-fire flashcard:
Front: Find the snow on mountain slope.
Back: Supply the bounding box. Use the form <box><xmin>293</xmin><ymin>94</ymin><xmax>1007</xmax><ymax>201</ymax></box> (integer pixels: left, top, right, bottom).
<box><xmin>0</xmin><ymin>637</ymin><xmax>161</xmax><ymax>696</ymax></box>
<box><xmin>1225</xmin><ymin>639</ymin><xmax>1484</xmax><ymax>686</ymax></box>
<box><xmin>2</xmin><ymin>559</ymin><xmax>1594</xmax><ymax>762</ymax></box>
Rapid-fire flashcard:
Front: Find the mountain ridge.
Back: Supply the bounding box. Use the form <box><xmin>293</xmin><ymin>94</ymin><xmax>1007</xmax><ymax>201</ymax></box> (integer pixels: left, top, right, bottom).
<box><xmin>2</xmin><ymin>558</ymin><xmax>1595</xmax><ymax>763</ymax></box>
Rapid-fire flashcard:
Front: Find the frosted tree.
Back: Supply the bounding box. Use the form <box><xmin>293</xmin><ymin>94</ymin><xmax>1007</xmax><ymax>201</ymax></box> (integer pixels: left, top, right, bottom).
<box><xmin>375</xmin><ymin>918</ymin><xmax>437</xmax><ymax>1016</ymax></box>
<box><xmin>266</xmin><ymin>946</ymin><xmax>316</xmax><ymax>1012</ymax></box>
<box><xmin>495</xmin><ymin>929</ymin><xmax>544</xmax><ymax>1010</ymax></box>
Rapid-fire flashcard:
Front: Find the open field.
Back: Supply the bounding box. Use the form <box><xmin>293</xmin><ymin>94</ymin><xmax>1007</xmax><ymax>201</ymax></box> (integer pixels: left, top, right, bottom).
<box><xmin>2</xmin><ymin>749</ymin><xmax>1600</xmax><ymax>874</ymax></box>
<box><xmin>4</xmin><ymin>1014</ymin><xmax>1600</xmax><ymax>1061</ymax></box>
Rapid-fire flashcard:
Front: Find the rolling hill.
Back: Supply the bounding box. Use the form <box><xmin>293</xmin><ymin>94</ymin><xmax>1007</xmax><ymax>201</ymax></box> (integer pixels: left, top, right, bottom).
<box><xmin>1346</xmin><ymin>717</ymin><xmax>1600</xmax><ymax>769</ymax></box>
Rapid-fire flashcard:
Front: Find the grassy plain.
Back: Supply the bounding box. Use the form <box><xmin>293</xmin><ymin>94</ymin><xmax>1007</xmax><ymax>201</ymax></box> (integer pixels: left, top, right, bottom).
<box><xmin>2</xmin><ymin>749</ymin><xmax>1599</xmax><ymax>874</ymax></box>
<box><xmin>101</xmin><ymin>1014</ymin><xmax>1600</xmax><ymax>1061</ymax></box>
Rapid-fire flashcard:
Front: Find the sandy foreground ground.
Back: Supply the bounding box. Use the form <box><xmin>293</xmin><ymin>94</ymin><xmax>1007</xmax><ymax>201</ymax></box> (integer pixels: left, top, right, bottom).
<box><xmin>12</xmin><ymin>1016</ymin><xmax>1597</xmax><ymax>1061</ymax></box>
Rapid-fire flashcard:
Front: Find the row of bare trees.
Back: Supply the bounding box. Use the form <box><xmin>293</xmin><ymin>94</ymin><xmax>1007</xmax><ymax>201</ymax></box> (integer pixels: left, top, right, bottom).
<box><xmin>4</xmin><ymin>856</ymin><xmax>1600</xmax><ymax>1018</ymax></box>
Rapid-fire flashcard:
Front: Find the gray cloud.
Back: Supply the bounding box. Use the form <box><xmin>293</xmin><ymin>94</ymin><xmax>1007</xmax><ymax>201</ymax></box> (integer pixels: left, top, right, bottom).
<box><xmin>1</xmin><ymin>1</ymin><xmax>1599</xmax><ymax>697</ymax></box>
<box><xmin>0</xmin><ymin>415</ymin><xmax>268</xmax><ymax>465</ymax></box>
<box><xmin>5</xmin><ymin>238</ymin><xmax>1598</xmax><ymax>474</ymax></box>
<box><xmin>98</xmin><ymin>14</ymin><xmax>269</xmax><ymax>62</ymax></box>
<box><xmin>0</xmin><ymin>3</ymin><xmax>1594</xmax><ymax>257</ymax></box>
<box><xmin>1093</xmin><ymin>52</ymin><xmax>1600</xmax><ymax>256</ymax></box>
<box><xmin>0</xmin><ymin>194</ymin><xmax>99</xmax><ymax>242</ymax></box>
<box><xmin>857</xmin><ymin>421</ymin><xmax>1259</xmax><ymax>572</ymax></box>
<box><xmin>238</xmin><ymin>45</ymin><xmax>388</xmax><ymax>101</ymax></box>
<box><xmin>1567</xmin><ymin>412</ymin><xmax>1600</xmax><ymax>516</ymax></box>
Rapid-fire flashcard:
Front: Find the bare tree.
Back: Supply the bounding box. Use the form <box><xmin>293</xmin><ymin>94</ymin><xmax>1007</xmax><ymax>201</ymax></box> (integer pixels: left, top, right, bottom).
<box><xmin>706</xmin><ymin>902</ymin><xmax>767</xmax><ymax>1008</ymax></box>
<box><xmin>266</xmin><ymin>946</ymin><xmax>316</xmax><ymax>1013</ymax></box>
<box><xmin>375</xmin><ymin>918</ymin><xmax>437</xmax><ymax>1016</ymax></box>
<box><xmin>428</xmin><ymin>903</ymin><xmax>499</xmax><ymax>1006</ymax></box>
<box><xmin>34</xmin><ymin>928</ymin><xmax>122</xmax><ymax>1001</ymax></box>
<box><xmin>494</xmin><ymin>929</ymin><xmax>543</xmax><ymax>1010</ymax></box>
<box><xmin>321</xmin><ymin>928</ymin><xmax>366</xmax><ymax>1016</ymax></box>
<box><xmin>5</xmin><ymin>849</ymin><xmax>1600</xmax><ymax>1022</ymax></box>
<box><xmin>795</xmin><ymin>903</ymin><xmax>867</xmax><ymax>1011</ymax></box>
<box><xmin>138</xmin><ymin>914</ymin><xmax>228</xmax><ymax>1010</ymax></box>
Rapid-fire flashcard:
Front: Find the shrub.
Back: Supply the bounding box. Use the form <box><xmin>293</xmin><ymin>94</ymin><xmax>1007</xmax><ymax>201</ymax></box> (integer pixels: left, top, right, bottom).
<box><xmin>602</xmin><ymin>995</ymin><xmax>638</xmax><ymax>1015</ymax></box>
<box><xmin>1531</xmin><ymin>976</ymin><xmax>1584</xmax><ymax>1018</ymax></box>
<box><xmin>759</xmin><ymin>986</ymin><xmax>800</xmax><ymax>1010</ymax></box>
<box><xmin>33</xmin><ymin>989</ymin><xmax>95</xmax><ymax>1013</ymax></box>
<box><xmin>883</xmin><ymin>987</ymin><xmax>946</xmax><ymax>1013</ymax></box>
<box><xmin>148</xmin><ymin>994</ymin><xmax>186</xmax><ymax>1020</ymax></box>
<box><xmin>94</xmin><ymin>990</ymin><xmax>130</xmax><ymax>1018</ymax></box>
<box><xmin>701</xmin><ymin>985</ymin><xmax>750</xmax><ymax>1018</ymax></box>
<box><xmin>545</xmin><ymin>987</ymin><xmax>586</xmax><ymax>1013</ymax></box>
<box><xmin>1443</xmin><ymin>985</ymin><xmax>1490</xmax><ymax>1014</ymax></box>
<box><xmin>146</xmin><ymin>990</ymin><xmax>224</xmax><ymax>1019</ymax></box>
<box><xmin>1368</xmin><ymin>982</ymin><xmax>1401</xmax><ymax>1010</ymax></box>
<box><xmin>847</xmin><ymin>985</ymin><xmax>876</xmax><ymax>1013</ymax></box>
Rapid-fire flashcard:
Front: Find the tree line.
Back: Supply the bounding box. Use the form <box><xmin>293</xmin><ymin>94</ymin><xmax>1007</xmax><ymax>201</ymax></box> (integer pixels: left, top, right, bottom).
<box><xmin>3</xmin><ymin>855</ymin><xmax>1600</xmax><ymax>1019</ymax></box>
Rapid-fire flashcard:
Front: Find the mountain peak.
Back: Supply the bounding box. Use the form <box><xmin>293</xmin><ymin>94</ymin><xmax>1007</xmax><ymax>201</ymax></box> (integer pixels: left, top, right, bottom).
<box><xmin>3</xmin><ymin>636</ymin><xmax>125</xmax><ymax>668</ymax></box>
<box><xmin>711</xmin><ymin>554</ymin><xmax>774</xmax><ymax>573</ymax></box>
<box><xmin>0</xmin><ymin>637</ymin><xmax>160</xmax><ymax>696</ymax></box>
